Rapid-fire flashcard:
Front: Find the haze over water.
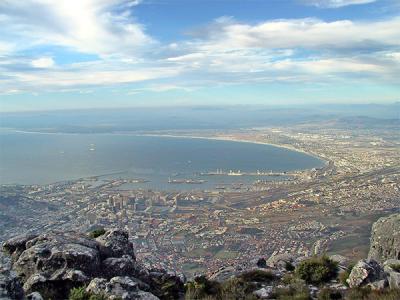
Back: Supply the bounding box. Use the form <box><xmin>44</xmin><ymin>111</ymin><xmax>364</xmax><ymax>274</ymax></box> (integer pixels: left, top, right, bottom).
<box><xmin>0</xmin><ymin>131</ymin><xmax>324</xmax><ymax>190</ymax></box>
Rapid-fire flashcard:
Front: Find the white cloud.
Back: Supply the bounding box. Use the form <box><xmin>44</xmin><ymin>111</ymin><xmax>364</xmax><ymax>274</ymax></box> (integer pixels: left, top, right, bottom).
<box><xmin>31</xmin><ymin>57</ymin><xmax>55</xmax><ymax>68</ymax></box>
<box><xmin>303</xmin><ymin>0</ymin><xmax>377</xmax><ymax>8</ymax></box>
<box><xmin>190</xmin><ymin>17</ymin><xmax>400</xmax><ymax>51</ymax></box>
<box><xmin>0</xmin><ymin>0</ymin><xmax>153</xmax><ymax>57</ymax></box>
<box><xmin>1</xmin><ymin>1</ymin><xmax>399</xmax><ymax>95</ymax></box>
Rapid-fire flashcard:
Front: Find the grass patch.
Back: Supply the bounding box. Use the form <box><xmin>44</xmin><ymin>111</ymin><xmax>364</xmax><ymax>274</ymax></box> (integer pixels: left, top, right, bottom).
<box><xmin>272</xmin><ymin>281</ymin><xmax>310</xmax><ymax>300</ymax></box>
<box><xmin>345</xmin><ymin>287</ymin><xmax>400</xmax><ymax>300</ymax></box>
<box><xmin>318</xmin><ymin>288</ymin><xmax>342</xmax><ymax>300</ymax></box>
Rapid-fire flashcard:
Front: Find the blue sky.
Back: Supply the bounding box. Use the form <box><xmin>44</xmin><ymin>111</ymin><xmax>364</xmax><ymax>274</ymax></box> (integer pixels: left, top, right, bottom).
<box><xmin>0</xmin><ymin>0</ymin><xmax>399</xmax><ymax>111</ymax></box>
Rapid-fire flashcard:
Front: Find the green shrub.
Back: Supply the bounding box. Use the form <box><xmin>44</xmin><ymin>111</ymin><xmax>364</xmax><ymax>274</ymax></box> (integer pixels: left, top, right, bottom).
<box><xmin>88</xmin><ymin>228</ymin><xmax>106</xmax><ymax>239</ymax></box>
<box><xmin>238</xmin><ymin>269</ymin><xmax>275</xmax><ymax>283</ymax></box>
<box><xmin>295</xmin><ymin>256</ymin><xmax>338</xmax><ymax>285</ymax></box>
<box><xmin>68</xmin><ymin>287</ymin><xmax>107</xmax><ymax>300</ymax></box>
<box><xmin>318</xmin><ymin>288</ymin><xmax>342</xmax><ymax>300</ymax></box>
<box><xmin>69</xmin><ymin>287</ymin><xmax>90</xmax><ymax>300</ymax></box>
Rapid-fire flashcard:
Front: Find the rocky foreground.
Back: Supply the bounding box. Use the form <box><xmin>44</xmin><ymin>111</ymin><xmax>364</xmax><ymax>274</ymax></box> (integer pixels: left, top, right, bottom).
<box><xmin>0</xmin><ymin>214</ymin><xmax>399</xmax><ymax>300</ymax></box>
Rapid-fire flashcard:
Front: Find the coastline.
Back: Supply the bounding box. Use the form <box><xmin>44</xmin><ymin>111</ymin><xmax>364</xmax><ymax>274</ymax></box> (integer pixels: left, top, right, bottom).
<box><xmin>136</xmin><ymin>133</ymin><xmax>328</xmax><ymax>167</ymax></box>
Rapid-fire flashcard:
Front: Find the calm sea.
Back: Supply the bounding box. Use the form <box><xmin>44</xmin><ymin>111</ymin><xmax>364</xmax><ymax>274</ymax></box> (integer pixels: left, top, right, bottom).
<box><xmin>0</xmin><ymin>131</ymin><xmax>324</xmax><ymax>190</ymax></box>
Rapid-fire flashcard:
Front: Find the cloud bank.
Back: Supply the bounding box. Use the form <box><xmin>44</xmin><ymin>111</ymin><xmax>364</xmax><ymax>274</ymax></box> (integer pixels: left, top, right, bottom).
<box><xmin>0</xmin><ymin>0</ymin><xmax>399</xmax><ymax>97</ymax></box>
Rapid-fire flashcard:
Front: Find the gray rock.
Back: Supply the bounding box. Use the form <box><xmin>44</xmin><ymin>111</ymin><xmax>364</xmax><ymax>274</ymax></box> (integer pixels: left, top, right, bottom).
<box><xmin>86</xmin><ymin>277</ymin><xmax>108</xmax><ymax>294</ymax></box>
<box><xmin>253</xmin><ymin>286</ymin><xmax>273</xmax><ymax>299</ymax></box>
<box><xmin>368</xmin><ymin>213</ymin><xmax>400</xmax><ymax>263</ymax></box>
<box><xmin>86</xmin><ymin>276</ymin><xmax>159</xmax><ymax>300</ymax></box>
<box><xmin>102</xmin><ymin>255</ymin><xmax>138</xmax><ymax>279</ymax></box>
<box><xmin>383</xmin><ymin>259</ymin><xmax>400</xmax><ymax>289</ymax></box>
<box><xmin>0</xmin><ymin>269</ymin><xmax>24</xmax><ymax>300</ymax></box>
<box><xmin>7</xmin><ymin>231</ymin><xmax>102</xmax><ymax>299</ymax></box>
<box><xmin>26</xmin><ymin>292</ymin><xmax>43</xmax><ymax>300</ymax></box>
<box><xmin>144</xmin><ymin>269</ymin><xmax>185</xmax><ymax>299</ymax></box>
<box><xmin>329</xmin><ymin>255</ymin><xmax>350</xmax><ymax>268</ymax></box>
<box><xmin>2</xmin><ymin>235</ymin><xmax>37</xmax><ymax>261</ymax></box>
<box><xmin>388</xmin><ymin>272</ymin><xmax>400</xmax><ymax>289</ymax></box>
<box><xmin>367</xmin><ymin>279</ymin><xmax>388</xmax><ymax>290</ymax></box>
<box><xmin>383</xmin><ymin>259</ymin><xmax>400</xmax><ymax>273</ymax></box>
<box><xmin>209</xmin><ymin>266</ymin><xmax>237</xmax><ymax>282</ymax></box>
<box><xmin>266</xmin><ymin>253</ymin><xmax>296</xmax><ymax>270</ymax></box>
<box><xmin>96</xmin><ymin>229</ymin><xmax>135</xmax><ymax>259</ymax></box>
<box><xmin>347</xmin><ymin>259</ymin><xmax>385</xmax><ymax>288</ymax></box>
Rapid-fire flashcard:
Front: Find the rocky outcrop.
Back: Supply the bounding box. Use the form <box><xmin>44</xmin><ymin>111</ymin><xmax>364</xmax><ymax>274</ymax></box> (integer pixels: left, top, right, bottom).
<box><xmin>368</xmin><ymin>213</ymin><xmax>400</xmax><ymax>262</ymax></box>
<box><xmin>2</xmin><ymin>229</ymin><xmax>185</xmax><ymax>300</ymax></box>
<box><xmin>96</xmin><ymin>229</ymin><xmax>135</xmax><ymax>260</ymax></box>
<box><xmin>86</xmin><ymin>276</ymin><xmax>159</xmax><ymax>300</ymax></box>
<box><xmin>0</xmin><ymin>269</ymin><xmax>24</xmax><ymax>300</ymax></box>
<box><xmin>346</xmin><ymin>259</ymin><xmax>386</xmax><ymax>288</ymax></box>
<box><xmin>1</xmin><ymin>213</ymin><xmax>399</xmax><ymax>299</ymax></box>
<box><xmin>383</xmin><ymin>259</ymin><xmax>400</xmax><ymax>289</ymax></box>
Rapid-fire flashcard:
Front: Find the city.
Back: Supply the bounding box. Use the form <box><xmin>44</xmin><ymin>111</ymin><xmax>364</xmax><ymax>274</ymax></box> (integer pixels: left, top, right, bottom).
<box><xmin>1</xmin><ymin>123</ymin><xmax>399</xmax><ymax>277</ymax></box>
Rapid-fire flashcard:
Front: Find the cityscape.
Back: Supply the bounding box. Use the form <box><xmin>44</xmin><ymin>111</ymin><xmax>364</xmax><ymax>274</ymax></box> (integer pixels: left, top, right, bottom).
<box><xmin>2</xmin><ymin>123</ymin><xmax>398</xmax><ymax>277</ymax></box>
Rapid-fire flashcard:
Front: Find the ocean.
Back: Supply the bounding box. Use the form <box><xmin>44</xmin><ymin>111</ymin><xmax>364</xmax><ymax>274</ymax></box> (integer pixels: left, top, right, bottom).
<box><xmin>0</xmin><ymin>130</ymin><xmax>324</xmax><ymax>190</ymax></box>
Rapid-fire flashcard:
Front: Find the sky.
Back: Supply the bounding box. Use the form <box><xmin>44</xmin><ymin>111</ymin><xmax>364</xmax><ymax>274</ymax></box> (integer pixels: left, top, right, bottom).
<box><xmin>0</xmin><ymin>0</ymin><xmax>399</xmax><ymax>111</ymax></box>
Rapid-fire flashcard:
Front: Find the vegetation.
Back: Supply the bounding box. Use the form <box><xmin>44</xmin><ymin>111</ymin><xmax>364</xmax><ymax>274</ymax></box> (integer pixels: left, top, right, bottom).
<box><xmin>318</xmin><ymin>288</ymin><xmax>342</xmax><ymax>300</ymax></box>
<box><xmin>68</xmin><ymin>286</ymin><xmax>107</xmax><ymax>300</ymax></box>
<box><xmin>219</xmin><ymin>277</ymin><xmax>257</xmax><ymax>300</ymax></box>
<box><xmin>339</xmin><ymin>263</ymin><xmax>355</xmax><ymax>286</ymax></box>
<box><xmin>345</xmin><ymin>288</ymin><xmax>400</xmax><ymax>300</ymax></box>
<box><xmin>285</xmin><ymin>261</ymin><xmax>295</xmax><ymax>271</ymax></box>
<box><xmin>88</xmin><ymin>228</ymin><xmax>106</xmax><ymax>239</ymax></box>
<box><xmin>295</xmin><ymin>256</ymin><xmax>338</xmax><ymax>285</ymax></box>
<box><xmin>184</xmin><ymin>272</ymin><xmax>268</xmax><ymax>300</ymax></box>
<box><xmin>237</xmin><ymin>269</ymin><xmax>275</xmax><ymax>282</ymax></box>
<box><xmin>272</xmin><ymin>281</ymin><xmax>310</xmax><ymax>300</ymax></box>
<box><xmin>185</xmin><ymin>276</ymin><xmax>221</xmax><ymax>300</ymax></box>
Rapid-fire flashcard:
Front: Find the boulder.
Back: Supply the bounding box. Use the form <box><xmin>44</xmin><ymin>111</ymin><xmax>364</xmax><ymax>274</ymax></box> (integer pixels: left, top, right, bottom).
<box><xmin>102</xmin><ymin>255</ymin><xmax>138</xmax><ymax>279</ymax></box>
<box><xmin>209</xmin><ymin>266</ymin><xmax>237</xmax><ymax>282</ymax></box>
<box><xmin>329</xmin><ymin>255</ymin><xmax>350</xmax><ymax>269</ymax></box>
<box><xmin>366</xmin><ymin>279</ymin><xmax>388</xmax><ymax>290</ymax></box>
<box><xmin>11</xmin><ymin>231</ymin><xmax>101</xmax><ymax>299</ymax></box>
<box><xmin>144</xmin><ymin>269</ymin><xmax>185</xmax><ymax>299</ymax></box>
<box><xmin>266</xmin><ymin>253</ymin><xmax>296</xmax><ymax>270</ymax></box>
<box><xmin>253</xmin><ymin>286</ymin><xmax>273</xmax><ymax>299</ymax></box>
<box><xmin>0</xmin><ymin>269</ymin><xmax>24</xmax><ymax>300</ymax></box>
<box><xmin>383</xmin><ymin>259</ymin><xmax>400</xmax><ymax>289</ymax></box>
<box><xmin>347</xmin><ymin>259</ymin><xmax>386</xmax><ymax>288</ymax></box>
<box><xmin>3</xmin><ymin>230</ymin><xmax>112</xmax><ymax>299</ymax></box>
<box><xmin>96</xmin><ymin>229</ymin><xmax>135</xmax><ymax>259</ymax></box>
<box><xmin>86</xmin><ymin>276</ymin><xmax>159</xmax><ymax>300</ymax></box>
<box><xmin>26</xmin><ymin>292</ymin><xmax>43</xmax><ymax>300</ymax></box>
<box><xmin>368</xmin><ymin>213</ymin><xmax>400</xmax><ymax>262</ymax></box>
<box><xmin>2</xmin><ymin>234</ymin><xmax>37</xmax><ymax>260</ymax></box>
